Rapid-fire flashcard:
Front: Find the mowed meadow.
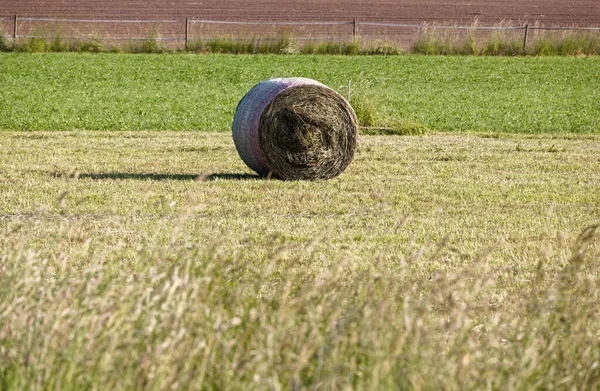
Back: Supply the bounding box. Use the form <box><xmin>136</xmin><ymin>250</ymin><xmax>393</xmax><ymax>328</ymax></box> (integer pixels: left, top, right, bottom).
<box><xmin>1</xmin><ymin>53</ymin><xmax>600</xmax><ymax>389</ymax></box>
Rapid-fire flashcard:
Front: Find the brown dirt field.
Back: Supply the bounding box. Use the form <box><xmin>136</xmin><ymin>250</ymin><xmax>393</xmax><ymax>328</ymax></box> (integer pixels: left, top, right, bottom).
<box><xmin>1</xmin><ymin>1</ymin><xmax>598</xmax><ymax>51</ymax></box>
<box><xmin>1</xmin><ymin>0</ymin><xmax>600</xmax><ymax>26</ymax></box>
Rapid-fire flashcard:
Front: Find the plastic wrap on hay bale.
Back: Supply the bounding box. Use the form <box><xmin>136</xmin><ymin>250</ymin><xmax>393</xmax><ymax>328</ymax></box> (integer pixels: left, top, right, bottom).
<box><xmin>232</xmin><ymin>77</ymin><xmax>358</xmax><ymax>180</ymax></box>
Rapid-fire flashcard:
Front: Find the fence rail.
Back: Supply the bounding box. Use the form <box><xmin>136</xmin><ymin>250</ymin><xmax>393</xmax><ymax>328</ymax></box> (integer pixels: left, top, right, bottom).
<box><xmin>360</xmin><ymin>22</ymin><xmax>525</xmax><ymax>30</ymax></box>
<box><xmin>191</xmin><ymin>19</ymin><xmax>353</xmax><ymax>26</ymax></box>
<box><xmin>528</xmin><ymin>26</ymin><xmax>600</xmax><ymax>31</ymax></box>
<box><xmin>18</xmin><ymin>17</ymin><xmax>187</xmax><ymax>23</ymax></box>
<box><xmin>1</xmin><ymin>15</ymin><xmax>599</xmax><ymax>51</ymax></box>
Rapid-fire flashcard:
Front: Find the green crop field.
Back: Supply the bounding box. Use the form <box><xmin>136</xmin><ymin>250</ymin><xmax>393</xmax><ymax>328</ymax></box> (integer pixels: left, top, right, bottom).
<box><xmin>0</xmin><ymin>53</ymin><xmax>599</xmax><ymax>133</ymax></box>
<box><xmin>0</xmin><ymin>53</ymin><xmax>599</xmax><ymax>390</ymax></box>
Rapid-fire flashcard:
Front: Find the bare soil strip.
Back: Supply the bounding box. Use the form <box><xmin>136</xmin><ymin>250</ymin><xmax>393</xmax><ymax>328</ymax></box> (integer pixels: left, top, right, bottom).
<box><xmin>1</xmin><ymin>0</ymin><xmax>599</xmax><ymax>26</ymax></box>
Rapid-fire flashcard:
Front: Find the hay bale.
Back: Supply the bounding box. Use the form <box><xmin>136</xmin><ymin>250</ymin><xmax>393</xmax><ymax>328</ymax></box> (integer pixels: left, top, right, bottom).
<box><xmin>232</xmin><ymin>77</ymin><xmax>358</xmax><ymax>180</ymax></box>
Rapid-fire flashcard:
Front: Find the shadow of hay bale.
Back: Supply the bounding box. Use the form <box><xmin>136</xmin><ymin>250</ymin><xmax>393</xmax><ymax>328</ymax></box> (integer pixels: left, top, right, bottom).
<box><xmin>74</xmin><ymin>172</ymin><xmax>262</xmax><ymax>182</ymax></box>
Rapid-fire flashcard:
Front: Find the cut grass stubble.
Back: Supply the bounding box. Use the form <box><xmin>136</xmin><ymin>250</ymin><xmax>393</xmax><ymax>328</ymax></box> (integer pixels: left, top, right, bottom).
<box><xmin>1</xmin><ymin>22</ymin><xmax>599</xmax><ymax>55</ymax></box>
<box><xmin>0</xmin><ymin>131</ymin><xmax>599</xmax><ymax>389</ymax></box>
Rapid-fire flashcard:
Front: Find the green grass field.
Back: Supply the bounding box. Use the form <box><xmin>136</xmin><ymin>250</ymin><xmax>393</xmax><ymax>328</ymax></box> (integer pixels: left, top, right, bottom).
<box><xmin>1</xmin><ymin>53</ymin><xmax>599</xmax><ymax>133</ymax></box>
<box><xmin>1</xmin><ymin>130</ymin><xmax>599</xmax><ymax>389</ymax></box>
<box><xmin>1</xmin><ymin>53</ymin><xmax>600</xmax><ymax>389</ymax></box>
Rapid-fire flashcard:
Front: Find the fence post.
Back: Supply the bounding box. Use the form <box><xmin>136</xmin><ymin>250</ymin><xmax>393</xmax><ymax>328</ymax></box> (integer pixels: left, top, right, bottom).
<box><xmin>13</xmin><ymin>15</ymin><xmax>17</xmax><ymax>43</ymax></box>
<box><xmin>353</xmin><ymin>18</ymin><xmax>358</xmax><ymax>38</ymax></box>
<box><xmin>185</xmin><ymin>17</ymin><xmax>189</xmax><ymax>50</ymax></box>
<box><xmin>522</xmin><ymin>24</ymin><xmax>529</xmax><ymax>55</ymax></box>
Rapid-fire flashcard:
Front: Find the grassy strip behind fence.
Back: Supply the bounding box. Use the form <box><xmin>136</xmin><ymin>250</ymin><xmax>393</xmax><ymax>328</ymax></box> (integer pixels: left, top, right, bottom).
<box><xmin>1</xmin><ymin>53</ymin><xmax>599</xmax><ymax>133</ymax></box>
<box><xmin>5</xmin><ymin>36</ymin><xmax>399</xmax><ymax>55</ymax></box>
<box><xmin>0</xmin><ymin>27</ymin><xmax>599</xmax><ymax>55</ymax></box>
<box><xmin>411</xmin><ymin>28</ymin><xmax>600</xmax><ymax>56</ymax></box>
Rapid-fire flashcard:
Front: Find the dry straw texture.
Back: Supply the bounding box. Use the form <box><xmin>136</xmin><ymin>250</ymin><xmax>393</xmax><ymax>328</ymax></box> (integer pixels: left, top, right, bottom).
<box><xmin>232</xmin><ymin>78</ymin><xmax>358</xmax><ymax>180</ymax></box>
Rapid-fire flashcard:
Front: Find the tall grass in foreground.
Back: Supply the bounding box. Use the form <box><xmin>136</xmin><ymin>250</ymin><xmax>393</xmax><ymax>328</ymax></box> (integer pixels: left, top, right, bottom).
<box><xmin>1</xmin><ymin>223</ymin><xmax>598</xmax><ymax>389</ymax></box>
<box><xmin>1</xmin><ymin>131</ymin><xmax>598</xmax><ymax>389</ymax></box>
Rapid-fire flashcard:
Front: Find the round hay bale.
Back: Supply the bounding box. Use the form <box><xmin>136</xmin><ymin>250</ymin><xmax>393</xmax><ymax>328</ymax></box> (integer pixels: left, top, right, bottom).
<box><xmin>232</xmin><ymin>77</ymin><xmax>358</xmax><ymax>180</ymax></box>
